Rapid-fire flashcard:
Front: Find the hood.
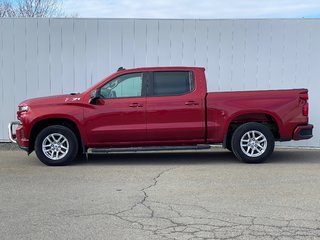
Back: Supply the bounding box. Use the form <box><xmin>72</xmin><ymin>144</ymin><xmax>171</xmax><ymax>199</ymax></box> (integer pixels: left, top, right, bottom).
<box><xmin>19</xmin><ymin>93</ymin><xmax>82</xmax><ymax>107</ymax></box>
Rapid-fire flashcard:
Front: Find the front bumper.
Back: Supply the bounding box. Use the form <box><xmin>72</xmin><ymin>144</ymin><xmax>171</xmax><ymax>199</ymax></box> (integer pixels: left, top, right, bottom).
<box><xmin>8</xmin><ymin>121</ymin><xmax>21</xmax><ymax>143</ymax></box>
<box><xmin>293</xmin><ymin>124</ymin><xmax>313</xmax><ymax>140</ymax></box>
<box><xmin>8</xmin><ymin>121</ymin><xmax>29</xmax><ymax>151</ymax></box>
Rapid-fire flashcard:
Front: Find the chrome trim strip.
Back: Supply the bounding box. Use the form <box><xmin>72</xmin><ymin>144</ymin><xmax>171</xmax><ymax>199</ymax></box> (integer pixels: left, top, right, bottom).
<box><xmin>8</xmin><ymin>121</ymin><xmax>21</xmax><ymax>143</ymax></box>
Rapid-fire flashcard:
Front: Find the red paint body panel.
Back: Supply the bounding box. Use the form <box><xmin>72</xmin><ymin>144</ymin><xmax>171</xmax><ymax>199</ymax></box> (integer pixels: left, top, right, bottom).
<box><xmin>145</xmin><ymin>68</ymin><xmax>207</xmax><ymax>145</ymax></box>
<box><xmin>16</xmin><ymin>125</ymin><xmax>29</xmax><ymax>148</ymax></box>
<box><xmin>13</xmin><ymin>66</ymin><xmax>312</xmax><ymax>152</ymax></box>
<box><xmin>83</xmin><ymin>97</ymin><xmax>147</xmax><ymax>147</ymax></box>
<box><xmin>206</xmin><ymin>89</ymin><xmax>309</xmax><ymax>142</ymax></box>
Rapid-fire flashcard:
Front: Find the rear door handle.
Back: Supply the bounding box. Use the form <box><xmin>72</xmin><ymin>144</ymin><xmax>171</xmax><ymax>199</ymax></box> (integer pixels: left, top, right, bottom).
<box><xmin>129</xmin><ymin>103</ymin><xmax>144</xmax><ymax>108</ymax></box>
<box><xmin>185</xmin><ymin>101</ymin><xmax>199</xmax><ymax>106</ymax></box>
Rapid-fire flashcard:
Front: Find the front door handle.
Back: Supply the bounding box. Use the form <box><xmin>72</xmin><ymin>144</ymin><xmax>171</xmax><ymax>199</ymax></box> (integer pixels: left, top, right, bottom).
<box><xmin>185</xmin><ymin>101</ymin><xmax>199</xmax><ymax>106</ymax></box>
<box><xmin>129</xmin><ymin>103</ymin><xmax>144</xmax><ymax>108</ymax></box>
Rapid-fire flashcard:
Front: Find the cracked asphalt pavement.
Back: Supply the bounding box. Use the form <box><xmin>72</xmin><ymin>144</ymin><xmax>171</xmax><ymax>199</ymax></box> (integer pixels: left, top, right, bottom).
<box><xmin>1</xmin><ymin>148</ymin><xmax>320</xmax><ymax>240</ymax></box>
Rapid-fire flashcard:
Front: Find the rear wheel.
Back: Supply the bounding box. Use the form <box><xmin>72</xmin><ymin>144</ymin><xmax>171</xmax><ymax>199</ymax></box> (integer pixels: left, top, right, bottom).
<box><xmin>35</xmin><ymin>125</ymin><xmax>78</xmax><ymax>166</ymax></box>
<box><xmin>231</xmin><ymin>122</ymin><xmax>274</xmax><ymax>163</ymax></box>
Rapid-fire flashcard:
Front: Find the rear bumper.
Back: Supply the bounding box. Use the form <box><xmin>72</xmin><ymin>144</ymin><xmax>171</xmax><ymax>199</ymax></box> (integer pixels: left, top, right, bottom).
<box><xmin>293</xmin><ymin>124</ymin><xmax>313</xmax><ymax>140</ymax></box>
<box><xmin>8</xmin><ymin>121</ymin><xmax>29</xmax><ymax>152</ymax></box>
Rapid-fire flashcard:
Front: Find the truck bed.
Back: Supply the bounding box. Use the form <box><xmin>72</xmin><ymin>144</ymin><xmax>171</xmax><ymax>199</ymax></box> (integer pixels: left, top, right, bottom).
<box><xmin>205</xmin><ymin>89</ymin><xmax>309</xmax><ymax>142</ymax></box>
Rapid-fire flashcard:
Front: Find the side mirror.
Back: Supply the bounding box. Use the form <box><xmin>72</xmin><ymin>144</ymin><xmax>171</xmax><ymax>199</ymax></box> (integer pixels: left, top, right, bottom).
<box><xmin>89</xmin><ymin>89</ymin><xmax>103</xmax><ymax>105</ymax></box>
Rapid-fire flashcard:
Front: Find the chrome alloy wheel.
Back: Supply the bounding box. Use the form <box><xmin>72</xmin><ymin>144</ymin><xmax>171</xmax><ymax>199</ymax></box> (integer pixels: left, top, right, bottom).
<box><xmin>240</xmin><ymin>130</ymin><xmax>267</xmax><ymax>157</ymax></box>
<box><xmin>42</xmin><ymin>133</ymin><xmax>69</xmax><ymax>160</ymax></box>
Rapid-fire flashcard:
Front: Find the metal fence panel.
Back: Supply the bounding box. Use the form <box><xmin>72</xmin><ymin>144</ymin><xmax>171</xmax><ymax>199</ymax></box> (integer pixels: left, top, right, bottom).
<box><xmin>0</xmin><ymin>18</ymin><xmax>319</xmax><ymax>147</ymax></box>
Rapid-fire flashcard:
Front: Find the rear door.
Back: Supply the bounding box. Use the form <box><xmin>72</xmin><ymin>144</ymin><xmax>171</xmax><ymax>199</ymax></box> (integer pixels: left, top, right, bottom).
<box><xmin>146</xmin><ymin>70</ymin><xmax>206</xmax><ymax>144</ymax></box>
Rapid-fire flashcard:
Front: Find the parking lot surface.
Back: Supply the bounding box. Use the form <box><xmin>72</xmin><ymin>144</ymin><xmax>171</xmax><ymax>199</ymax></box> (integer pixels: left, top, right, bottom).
<box><xmin>1</xmin><ymin>148</ymin><xmax>320</xmax><ymax>240</ymax></box>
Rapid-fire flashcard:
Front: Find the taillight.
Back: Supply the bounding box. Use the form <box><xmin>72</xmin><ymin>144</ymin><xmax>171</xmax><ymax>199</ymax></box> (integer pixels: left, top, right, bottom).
<box><xmin>303</xmin><ymin>102</ymin><xmax>308</xmax><ymax>116</ymax></box>
<box><xmin>300</xmin><ymin>95</ymin><xmax>309</xmax><ymax>116</ymax></box>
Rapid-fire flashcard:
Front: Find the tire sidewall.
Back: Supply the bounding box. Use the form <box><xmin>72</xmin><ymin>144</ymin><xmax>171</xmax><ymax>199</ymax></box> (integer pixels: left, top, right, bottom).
<box><xmin>35</xmin><ymin>125</ymin><xmax>78</xmax><ymax>166</ymax></box>
<box><xmin>231</xmin><ymin>122</ymin><xmax>275</xmax><ymax>163</ymax></box>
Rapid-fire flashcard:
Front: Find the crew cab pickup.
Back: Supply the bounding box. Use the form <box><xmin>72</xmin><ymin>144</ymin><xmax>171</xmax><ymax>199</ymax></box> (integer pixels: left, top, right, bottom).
<box><xmin>8</xmin><ymin>67</ymin><xmax>313</xmax><ymax>165</ymax></box>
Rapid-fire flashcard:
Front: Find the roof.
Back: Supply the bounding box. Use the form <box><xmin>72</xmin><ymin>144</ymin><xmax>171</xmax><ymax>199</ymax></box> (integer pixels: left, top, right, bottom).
<box><xmin>118</xmin><ymin>66</ymin><xmax>205</xmax><ymax>72</ymax></box>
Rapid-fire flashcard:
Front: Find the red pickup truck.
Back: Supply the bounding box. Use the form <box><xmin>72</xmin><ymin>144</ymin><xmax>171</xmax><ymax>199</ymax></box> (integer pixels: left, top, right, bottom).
<box><xmin>9</xmin><ymin>67</ymin><xmax>313</xmax><ymax>166</ymax></box>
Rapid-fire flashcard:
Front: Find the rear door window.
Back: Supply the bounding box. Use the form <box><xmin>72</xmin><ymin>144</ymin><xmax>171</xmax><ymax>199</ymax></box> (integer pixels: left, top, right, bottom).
<box><xmin>149</xmin><ymin>71</ymin><xmax>194</xmax><ymax>96</ymax></box>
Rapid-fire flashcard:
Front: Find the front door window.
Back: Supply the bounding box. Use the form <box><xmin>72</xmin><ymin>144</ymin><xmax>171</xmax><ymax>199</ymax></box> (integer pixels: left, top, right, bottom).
<box><xmin>100</xmin><ymin>73</ymin><xmax>143</xmax><ymax>99</ymax></box>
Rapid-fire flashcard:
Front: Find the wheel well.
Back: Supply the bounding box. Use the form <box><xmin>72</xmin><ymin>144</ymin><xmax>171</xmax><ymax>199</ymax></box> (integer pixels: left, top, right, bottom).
<box><xmin>29</xmin><ymin>118</ymin><xmax>83</xmax><ymax>154</ymax></box>
<box><xmin>225</xmin><ymin>113</ymin><xmax>280</xmax><ymax>147</ymax></box>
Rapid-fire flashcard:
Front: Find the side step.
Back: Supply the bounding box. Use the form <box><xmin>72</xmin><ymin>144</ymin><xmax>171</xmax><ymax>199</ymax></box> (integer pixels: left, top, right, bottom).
<box><xmin>88</xmin><ymin>144</ymin><xmax>211</xmax><ymax>154</ymax></box>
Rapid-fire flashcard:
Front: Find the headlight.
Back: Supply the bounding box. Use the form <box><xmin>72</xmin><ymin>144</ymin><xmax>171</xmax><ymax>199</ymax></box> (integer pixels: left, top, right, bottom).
<box><xmin>18</xmin><ymin>106</ymin><xmax>30</xmax><ymax>112</ymax></box>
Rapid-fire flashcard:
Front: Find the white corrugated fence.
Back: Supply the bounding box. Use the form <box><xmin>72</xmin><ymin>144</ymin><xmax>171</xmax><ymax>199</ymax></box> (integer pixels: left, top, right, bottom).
<box><xmin>0</xmin><ymin>18</ymin><xmax>319</xmax><ymax>147</ymax></box>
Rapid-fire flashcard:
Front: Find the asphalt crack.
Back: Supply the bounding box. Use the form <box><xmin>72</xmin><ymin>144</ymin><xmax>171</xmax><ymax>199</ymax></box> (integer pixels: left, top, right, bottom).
<box><xmin>58</xmin><ymin>167</ymin><xmax>320</xmax><ymax>240</ymax></box>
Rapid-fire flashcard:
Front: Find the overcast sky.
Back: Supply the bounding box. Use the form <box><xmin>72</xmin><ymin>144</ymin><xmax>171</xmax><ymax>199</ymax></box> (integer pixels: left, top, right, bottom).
<box><xmin>63</xmin><ymin>0</ymin><xmax>320</xmax><ymax>18</ymax></box>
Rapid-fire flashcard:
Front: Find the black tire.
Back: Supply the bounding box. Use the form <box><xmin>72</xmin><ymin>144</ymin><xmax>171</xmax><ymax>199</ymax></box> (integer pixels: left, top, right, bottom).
<box><xmin>34</xmin><ymin>125</ymin><xmax>79</xmax><ymax>166</ymax></box>
<box><xmin>231</xmin><ymin>122</ymin><xmax>274</xmax><ymax>163</ymax></box>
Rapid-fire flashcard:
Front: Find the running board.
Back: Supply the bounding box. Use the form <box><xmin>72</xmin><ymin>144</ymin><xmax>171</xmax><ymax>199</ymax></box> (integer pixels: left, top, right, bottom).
<box><xmin>88</xmin><ymin>144</ymin><xmax>211</xmax><ymax>154</ymax></box>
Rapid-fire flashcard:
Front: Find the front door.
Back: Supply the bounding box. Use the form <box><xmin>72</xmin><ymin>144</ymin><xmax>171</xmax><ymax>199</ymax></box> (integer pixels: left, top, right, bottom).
<box><xmin>84</xmin><ymin>72</ymin><xmax>146</xmax><ymax>147</ymax></box>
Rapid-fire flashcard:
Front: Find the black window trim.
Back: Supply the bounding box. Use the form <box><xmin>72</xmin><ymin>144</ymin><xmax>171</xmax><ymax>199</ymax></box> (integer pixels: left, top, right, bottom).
<box><xmin>147</xmin><ymin>70</ymin><xmax>195</xmax><ymax>97</ymax></box>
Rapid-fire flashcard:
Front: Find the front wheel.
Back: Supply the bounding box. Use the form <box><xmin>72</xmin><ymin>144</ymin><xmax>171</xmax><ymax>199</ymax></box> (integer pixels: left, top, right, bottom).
<box><xmin>35</xmin><ymin>125</ymin><xmax>79</xmax><ymax>166</ymax></box>
<box><xmin>231</xmin><ymin>122</ymin><xmax>274</xmax><ymax>163</ymax></box>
